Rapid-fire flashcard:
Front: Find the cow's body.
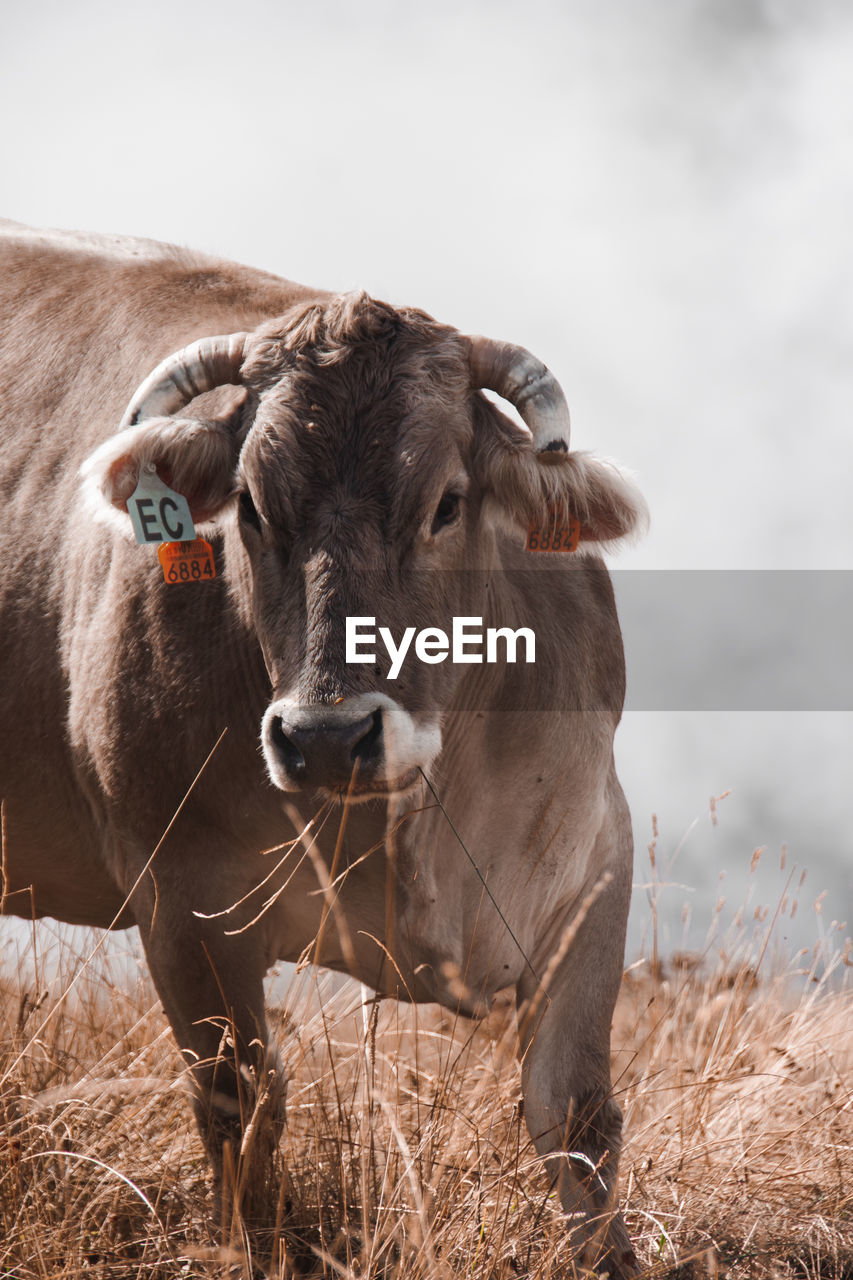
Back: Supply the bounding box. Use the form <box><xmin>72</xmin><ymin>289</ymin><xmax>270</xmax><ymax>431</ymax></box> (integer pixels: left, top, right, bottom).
<box><xmin>0</xmin><ymin>222</ymin><xmax>644</xmax><ymax>1274</ymax></box>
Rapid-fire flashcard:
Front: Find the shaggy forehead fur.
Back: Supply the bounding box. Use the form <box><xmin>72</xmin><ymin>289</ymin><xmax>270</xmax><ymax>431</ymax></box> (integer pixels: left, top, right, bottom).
<box><xmin>238</xmin><ymin>292</ymin><xmax>473</xmax><ymax>536</ymax></box>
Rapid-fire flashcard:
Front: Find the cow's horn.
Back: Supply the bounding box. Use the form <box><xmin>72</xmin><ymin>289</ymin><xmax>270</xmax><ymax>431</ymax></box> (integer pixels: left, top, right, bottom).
<box><xmin>467</xmin><ymin>336</ymin><xmax>570</xmax><ymax>460</ymax></box>
<box><xmin>120</xmin><ymin>333</ymin><xmax>249</xmax><ymax>428</ymax></box>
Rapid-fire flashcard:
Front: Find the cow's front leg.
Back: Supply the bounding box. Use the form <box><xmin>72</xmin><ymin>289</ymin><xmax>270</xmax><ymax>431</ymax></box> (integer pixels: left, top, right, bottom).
<box><xmin>132</xmin><ymin>866</ymin><xmax>284</xmax><ymax>1228</ymax></box>
<box><xmin>516</xmin><ymin>865</ymin><xmax>637</xmax><ymax>1278</ymax></box>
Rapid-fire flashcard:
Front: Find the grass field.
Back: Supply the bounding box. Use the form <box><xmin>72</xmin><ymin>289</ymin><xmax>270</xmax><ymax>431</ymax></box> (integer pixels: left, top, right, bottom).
<box><xmin>1</xmin><ymin>842</ymin><xmax>850</xmax><ymax>1280</ymax></box>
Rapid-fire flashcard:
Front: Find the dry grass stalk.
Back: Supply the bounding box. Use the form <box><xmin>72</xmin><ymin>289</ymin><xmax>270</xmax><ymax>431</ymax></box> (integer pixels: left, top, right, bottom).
<box><xmin>0</xmin><ymin>875</ymin><xmax>850</xmax><ymax>1279</ymax></box>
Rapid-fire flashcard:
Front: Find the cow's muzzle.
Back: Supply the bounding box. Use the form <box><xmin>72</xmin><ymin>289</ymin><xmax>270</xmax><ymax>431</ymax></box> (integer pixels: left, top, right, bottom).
<box><xmin>270</xmin><ymin>708</ymin><xmax>383</xmax><ymax>787</ymax></box>
<box><xmin>261</xmin><ymin>694</ymin><xmax>441</xmax><ymax>799</ymax></box>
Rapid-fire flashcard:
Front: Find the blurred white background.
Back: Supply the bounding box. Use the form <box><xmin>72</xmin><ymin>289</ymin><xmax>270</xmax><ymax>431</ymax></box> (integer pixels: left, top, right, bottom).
<box><xmin>2</xmin><ymin>0</ymin><xmax>851</xmax><ymax>962</ymax></box>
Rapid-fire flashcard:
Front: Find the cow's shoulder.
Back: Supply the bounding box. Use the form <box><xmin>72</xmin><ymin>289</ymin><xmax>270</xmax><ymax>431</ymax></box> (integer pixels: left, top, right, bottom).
<box><xmin>0</xmin><ymin>219</ymin><xmax>215</xmax><ymax>276</ymax></box>
<box><xmin>0</xmin><ymin>221</ymin><xmax>324</xmax><ymax>324</ymax></box>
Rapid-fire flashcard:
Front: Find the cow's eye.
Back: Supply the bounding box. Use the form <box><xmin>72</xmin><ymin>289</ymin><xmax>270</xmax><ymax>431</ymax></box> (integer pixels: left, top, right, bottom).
<box><xmin>238</xmin><ymin>488</ymin><xmax>262</xmax><ymax>533</ymax></box>
<box><xmin>431</xmin><ymin>490</ymin><xmax>461</xmax><ymax>535</ymax></box>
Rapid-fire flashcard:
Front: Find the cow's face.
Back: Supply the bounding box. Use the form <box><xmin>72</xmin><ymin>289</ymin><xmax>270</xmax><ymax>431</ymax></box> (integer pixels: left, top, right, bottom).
<box><xmin>83</xmin><ymin>293</ymin><xmax>645</xmax><ymax>801</ymax></box>
<box><xmin>236</xmin><ymin>299</ymin><xmax>485</xmax><ymax>798</ymax></box>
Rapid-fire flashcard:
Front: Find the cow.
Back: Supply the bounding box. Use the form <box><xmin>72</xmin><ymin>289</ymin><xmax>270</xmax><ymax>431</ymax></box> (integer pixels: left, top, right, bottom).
<box><xmin>0</xmin><ymin>221</ymin><xmax>646</xmax><ymax>1275</ymax></box>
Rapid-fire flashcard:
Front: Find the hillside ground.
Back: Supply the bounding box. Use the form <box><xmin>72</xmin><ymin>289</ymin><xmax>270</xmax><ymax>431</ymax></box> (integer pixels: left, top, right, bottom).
<box><xmin>1</xmin><ymin>844</ymin><xmax>850</xmax><ymax>1279</ymax></box>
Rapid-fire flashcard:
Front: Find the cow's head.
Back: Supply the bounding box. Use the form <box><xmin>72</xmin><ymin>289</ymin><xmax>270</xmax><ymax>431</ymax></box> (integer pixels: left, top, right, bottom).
<box><xmin>83</xmin><ymin>294</ymin><xmax>645</xmax><ymax>800</ymax></box>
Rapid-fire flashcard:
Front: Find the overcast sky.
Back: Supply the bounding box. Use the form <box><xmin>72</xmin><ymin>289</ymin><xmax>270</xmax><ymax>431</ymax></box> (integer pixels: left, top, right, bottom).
<box><xmin>2</xmin><ymin>0</ymin><xmax>851</xmax><ymax>959</ymax></box>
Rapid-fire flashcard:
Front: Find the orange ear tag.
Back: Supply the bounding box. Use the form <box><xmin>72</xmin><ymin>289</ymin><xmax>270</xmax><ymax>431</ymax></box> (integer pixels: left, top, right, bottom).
<box><xmin>526</xmin><ymin>510</ymin><xmax>581</xmax><ymax>553</ymax></box>
<box><xmin>158</xmin><ymin>539</ymin><xmax>216</xmax><ymax>584</ymax></box>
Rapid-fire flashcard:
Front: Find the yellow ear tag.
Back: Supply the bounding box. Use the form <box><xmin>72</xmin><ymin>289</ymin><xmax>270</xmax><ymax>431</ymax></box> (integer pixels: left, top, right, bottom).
<box><xmin>526</xmin><ymin>510</ymin><xmax>581</xmax><ymax>553</ymax></box>
<box><xmin>158</xmin><ymin>539</ymin><xmax>216</xmax><ymax>584</ymax></box>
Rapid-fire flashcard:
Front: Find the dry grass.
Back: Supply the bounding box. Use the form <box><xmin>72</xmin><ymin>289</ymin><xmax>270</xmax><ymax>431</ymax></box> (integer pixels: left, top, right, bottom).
<box><xmin>1</xmin><ymin>867</ymin><xmax>851</xmax><ymax>1280</ymax></box>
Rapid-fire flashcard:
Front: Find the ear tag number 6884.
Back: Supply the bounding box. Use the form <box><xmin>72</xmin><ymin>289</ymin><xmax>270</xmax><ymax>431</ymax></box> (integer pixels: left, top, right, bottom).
<box><xmin>157</xmin><ymin>539</ymin><xmax>216</xmax><ymax>583</ymax></box>
<box><xmin>527</xmin><ymin>511</ymin><xmax>581</xmax><ymax>553</ymax></box>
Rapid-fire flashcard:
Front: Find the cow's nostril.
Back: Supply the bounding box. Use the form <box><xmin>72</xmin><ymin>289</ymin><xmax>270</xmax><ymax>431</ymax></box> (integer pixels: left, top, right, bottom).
<box><xmin>352</xmin><ymin>709</ymin><xmax>383</xmax><ymax>766</ymax></box>
<box><xmin>266</xmin><ymin>706</ymin><xmax>387</xmax><ymax>787</ymax></box>
<box><xmin>271</xmin><ymin>717</ymin><xmax>306</xmax><ymax>775</ymax></box>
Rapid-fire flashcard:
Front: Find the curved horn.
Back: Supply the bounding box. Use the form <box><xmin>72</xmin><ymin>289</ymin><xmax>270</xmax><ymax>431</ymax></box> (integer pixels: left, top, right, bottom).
<box><xmin>119</xmin><ymin>332</ymin><xmax>249</xmax><ymax>428</ymax></box>
<box><xmin>467</xmin><ymin>336</ymin><xmax>570</xmax><ymax>460</ymax></box>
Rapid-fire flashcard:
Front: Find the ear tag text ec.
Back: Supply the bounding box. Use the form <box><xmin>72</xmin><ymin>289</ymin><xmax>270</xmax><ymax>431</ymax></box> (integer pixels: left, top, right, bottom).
<box><xmin>128</xmin><ymin>465</ymin><xmax>196</xmax><ymax>544</ymax></box>
<box><xmin>526</xmin><ymin>509</ymin><xmax>581</xmax><ymax>553</ymax></box>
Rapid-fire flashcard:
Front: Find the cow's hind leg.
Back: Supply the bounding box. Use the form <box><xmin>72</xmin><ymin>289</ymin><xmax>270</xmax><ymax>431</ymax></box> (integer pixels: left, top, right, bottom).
<box><xmin>516</xmin><ymin>857</ymin><xmax>637</xmax><ymax>1278</ymax></box>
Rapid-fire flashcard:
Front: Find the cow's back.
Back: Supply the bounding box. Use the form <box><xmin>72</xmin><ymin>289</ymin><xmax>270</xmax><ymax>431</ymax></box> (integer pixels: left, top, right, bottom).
<box><xmin>0</xmin><ymin>226</ymin><xmax>320</xmax><ymax>925</ymax></box>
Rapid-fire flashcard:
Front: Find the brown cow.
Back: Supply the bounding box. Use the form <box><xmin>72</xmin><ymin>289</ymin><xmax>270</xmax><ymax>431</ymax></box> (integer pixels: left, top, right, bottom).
<box><xmin>0</xmin><ymin>221</ymin><xmax>646</xmax><ymax>1274</ymax></box>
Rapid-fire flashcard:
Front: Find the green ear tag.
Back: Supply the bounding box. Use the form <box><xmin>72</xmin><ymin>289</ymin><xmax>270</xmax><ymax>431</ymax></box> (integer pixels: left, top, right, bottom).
<box><xmin>128</xmin><ymin>466</ymin><xmax>196</xmax><ymax>544</ymax></box>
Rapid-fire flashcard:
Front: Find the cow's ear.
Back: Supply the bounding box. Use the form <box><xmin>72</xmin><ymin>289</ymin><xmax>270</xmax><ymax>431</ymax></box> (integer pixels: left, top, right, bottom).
<box><xmin>80</xmin><ymin>414</ymin><xmax>242</xmax><ymax>534</ymax></box>
<box><xmin>473</xmin><ymin>396</ymin><xmax>648</xmax><ymax>548</ymax></box>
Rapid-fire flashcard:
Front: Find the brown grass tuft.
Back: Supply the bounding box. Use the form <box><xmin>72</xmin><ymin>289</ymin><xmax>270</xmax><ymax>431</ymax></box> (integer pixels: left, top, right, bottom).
<box><xmin>1</xmin><ymin>886</ymin><xmax>850</xmax><ymax>1279</ymax></box>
